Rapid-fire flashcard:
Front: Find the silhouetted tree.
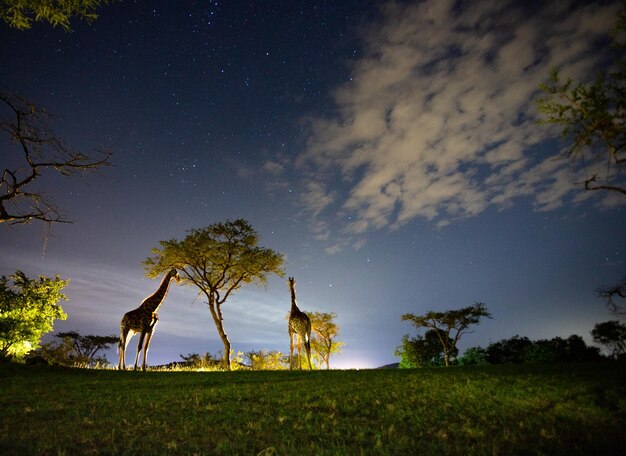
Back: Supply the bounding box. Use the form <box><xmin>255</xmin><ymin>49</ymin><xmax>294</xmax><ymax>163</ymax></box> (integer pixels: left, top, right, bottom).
<box><xmin>1</xmin><ymin>91</ymin><xmax>111</xmax><ymax>225</ymax></box>
<box><xmin>401</xmin><ymin>303</ymin><xmax>491</xmax><ymax>367</ymax></box>
<box><xmin>597</xmin><ymin>276</ymin><xmax>626</xmax><ymax>317</ymax></box>
<box><xmin>486</xmin><ymin>334</ymin><xmax>601</xmax><ymax>364</ymax></box>
<box><xmin>144</xmin><ymin>219</ymin><xmax>285</xmax><ymax>370</ymax></box>
<box><xmin>457</xmin><ymin>346</ymin><xmax>488</xmax><ymax>366</ymax></box>
<box><xmin>1</xmin><ymin>0</ymin><xmax>115</xmax><ymax>30</ymax></box>
<box><xmin>486</xmin><ymin>335</ymin><xmax>533</xmax><ymax>364</ymax></box>
<box><xmin>537</xmin><ymin>5</ymin><xmax>626</xmax><ymax>196</ymax></box>
<box><xmin>592</xmin><ymin>320</ymin><xmax>626</xmax><ymax>359</ymax></box>
<box><xmin>35</xmin><ymin>330</ymin><xmax>117</xmax><ymax>367</ymax></box>
<box><xmin>57</xmin><ymin>331</ymin><xmax>117</xmax><ymax>366</ymax></box>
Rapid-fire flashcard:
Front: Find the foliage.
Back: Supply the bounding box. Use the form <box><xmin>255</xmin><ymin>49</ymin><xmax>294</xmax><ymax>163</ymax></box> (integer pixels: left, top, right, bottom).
<box><xmin>1</xmin><ymin>363</ymin><xmax>625</xmax><ymax>454</ymax></box>
<box><xmin>179</xmin><ymin>352</ymin><xmax>222</xmax><ymax>370</ymax></box>
<box><xmin>0</xmin><ymin>90</ymin><xmax>112</xmax><ymax>225</ymax></box>
<box><xmin>144</xmin><ymin>219</ymin><xmax>285</xmax><ymax>370</ymax></box>
<box><xmin>401</xmin><ymin>302</ymin><xmax>491</xmax><ymax>366</ymax></box>
<box><xmin>245</xmin><ymin>349</ymin><xmax>288</xmax><ymax>370</ymax></box>
<box><xmin>536</xmin><ymin>7</ymin><xmax>626</xmax><ymax>197</ymax></box>
<box><xmin>486</xmin><ymin>335</ymin><xmax>602</xmax><ymax>364</ymax></box>
<box><xmin>34</xmin><ymin>330</ymin><xmax>117</xmax><ymax>367</ymax></box>
<box><xmin>592</xmin><ymin>320</ymin><xmax>626</xmax><ymax>359</ymax></box>
<box><xmin>308</xmin><ymin>311</ymin><xmax>344</xmax><ymax>370</ymax></box>
<box><xmin>395</xmin><ymin>329</ymin><xmax>455</xmax><ymax>368</ymax></box>
<box><xmin>177</xmin><ymin>350</ymin><xmax>245</xmax><ymax>371</ymax></box>
<box><xmin>457</xmin><ymin>346</ymin><xmax>488</xmax><ymax>366</ymax></box>
<box><xmin>0</xmin><ymin>0</ymin><xmax>114</xmax><ymax>30</ymax></box>
<box><xmin>0</xmin><ymin>271</ymin><xmax>67</xmax><ymax>359</ymax></box>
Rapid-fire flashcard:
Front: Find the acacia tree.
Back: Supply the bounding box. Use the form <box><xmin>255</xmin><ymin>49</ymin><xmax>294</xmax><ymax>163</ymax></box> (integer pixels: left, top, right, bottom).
<box><xmin>0</xmin><ymin>90</ymin><xmax>111</xmax><ymax>225</ymax></box>
<box><xmin>401</xmin><ymin>303</ymin><xmax>491</xmax><ymax>367</ymax></box>
<box><xmin>308</xmin><ymin>311</ymin><xmax>344</xmax><ymax>370</ymax></box>
<box><xmin>536</xmin><ymin>7</ymin><xmax>626</xmax><ymax>197</ymax></box>
<box><xmin>0</xmin><ymin>0</ymin><xmax>114</xmax><ymax>30</ymax></box>
<box><xmin>0</xmin><ymin>270</ymin><xmax>68</xmax><ymax>359</ymax></box>
<box><xmin>56</xmin><ymin>330</ymin><xmax>117</xmax><ymax>366</ymax></box>
<box><xmin>144</xmin><ymin>219</ymin><xmax>284</xmax><ymax>370</ymax></box>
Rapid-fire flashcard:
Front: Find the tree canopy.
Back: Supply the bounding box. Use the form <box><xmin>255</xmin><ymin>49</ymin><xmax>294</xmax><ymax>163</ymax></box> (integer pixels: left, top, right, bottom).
<box><xmin>144</xmin><ymin>219</ymin><xmax>284</xmax><ymax>369</ymax></box>
<box><xmin>0</xmin><ymin>270</ymin><xmax>68</xmax><ymax>359</ymax></box>
<box><xmin>401</xmin><ymin>303</ymin><xmax>491</xmax><ymax>367</ymax></box>
<box><xmin>0</xmin><ymin>0</ymin><xmax>114</xmax><ymax>30</ymax></box>
<box><xmin>537</xmin><ymin>6</ymin><xmax>626</xmax><ymax>197</ymax></box>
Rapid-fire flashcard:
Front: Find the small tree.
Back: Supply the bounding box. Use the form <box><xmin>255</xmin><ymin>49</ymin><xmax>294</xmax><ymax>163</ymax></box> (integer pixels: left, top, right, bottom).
<box><xmin>1</xmin><ymin>90</ymin><xmax>111</xmax><ymax>225</ymax></box>
<box><xmin>144</xmin><ymin>219</ymin><xmax>285</xmax><ymax>370</ymax></box>
<box><xmin>0</xmin><ymin>0</ymin><xmax>114</xmax><ymax>30</ymax></box>
<box><xmin>57</xmin><ymin>331</ymin><xmax>117</xmax><ymax>366</ymax></box>
<box><xmin>0</xmin><ymin>270</ymin><xmax>68</xmax><ymax>359</ymax></box>
<box><xmin>395</xmin><ymin>329</ymin><xmax>455</xmax><ymax>368</ymax></box>
<box><xmin>592</xmin><ymin>320</ymin><xmax>626</xmax><ymax>359</ymax></box>
<box><xmin>401</xmin><ymin>303</ymin><xmax>491</xmax><ymax>367</ymax></box>
<box><xmin>308</xmin><ymin>311</ymin><xmax>344</xmax><ymax>370</ymax></box>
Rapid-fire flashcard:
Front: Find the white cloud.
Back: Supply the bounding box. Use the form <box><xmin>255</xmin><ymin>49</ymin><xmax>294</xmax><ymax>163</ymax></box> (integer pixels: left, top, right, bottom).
<box><xmin>300</xmin><ymin>0</ymin><xmax>622</xmax><ymax>245</ymax></box>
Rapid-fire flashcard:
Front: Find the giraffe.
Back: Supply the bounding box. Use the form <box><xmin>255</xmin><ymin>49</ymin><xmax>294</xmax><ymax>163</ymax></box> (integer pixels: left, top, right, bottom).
<box><xmin>288</xmin><ymin>276</ymin><xmax>312</xmax><ymax>370</ymax></box>
<box><xmin>118</xmin><ymin>268</ymin><xmax>180</xmax><ymax>371</ymax></box>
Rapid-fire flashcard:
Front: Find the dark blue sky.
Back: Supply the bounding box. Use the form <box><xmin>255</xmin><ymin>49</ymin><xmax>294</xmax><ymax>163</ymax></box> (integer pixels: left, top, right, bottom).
<box><xmin>1</xmin><ymin>0</ymin><xmax>624</xmax><ymax>368</ymax></box>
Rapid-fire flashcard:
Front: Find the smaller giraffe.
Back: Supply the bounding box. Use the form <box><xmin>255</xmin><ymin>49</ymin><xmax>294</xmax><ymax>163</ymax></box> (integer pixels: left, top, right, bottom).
<box><xmin>288</xmin><ymin>277</ymin><xmax>312</xmax><ymax>370</ymax></box>
<box><xmin>118</xmin><ymin>268</ymin><xmax>180</xmax><ymax>371</ymax></box>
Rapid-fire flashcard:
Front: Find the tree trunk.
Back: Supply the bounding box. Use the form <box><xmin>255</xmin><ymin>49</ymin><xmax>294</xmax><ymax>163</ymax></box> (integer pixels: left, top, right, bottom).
<box><xmin>207</xmin><ymin>297</ymin><xmax>231</xmax><ymax>371</ymax></box>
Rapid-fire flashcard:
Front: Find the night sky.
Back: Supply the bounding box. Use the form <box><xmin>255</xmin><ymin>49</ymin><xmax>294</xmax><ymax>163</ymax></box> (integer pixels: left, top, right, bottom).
<box><xmin>1</xmin><ymin>0</ymin><xmax>624</xmax><ymax>368</ymax></box>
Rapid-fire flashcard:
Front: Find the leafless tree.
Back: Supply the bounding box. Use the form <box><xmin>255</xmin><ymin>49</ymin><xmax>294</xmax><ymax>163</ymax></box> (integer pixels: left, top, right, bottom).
<box><xmin>597</xmin><ymin>276</ymin><xmax>626</xmax><ymax>317</ymax></box>
<box><xmin>1</xmin><ymin>90</ymin><xmax>111</xmax><ymax>225</ymax></box>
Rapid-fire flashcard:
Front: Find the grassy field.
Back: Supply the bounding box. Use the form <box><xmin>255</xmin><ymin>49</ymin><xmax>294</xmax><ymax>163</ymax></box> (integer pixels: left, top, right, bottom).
<box><xmin>1</xmin><ymin>362</ymin><xmax>625</xmax><ymax>455</ymax></box>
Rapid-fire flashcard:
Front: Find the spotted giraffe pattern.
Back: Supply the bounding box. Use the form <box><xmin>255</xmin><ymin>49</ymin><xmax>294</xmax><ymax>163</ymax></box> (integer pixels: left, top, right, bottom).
<box><xmin>118</xmin><ymin>269</ymin><xmax>179</xmax><ymax>371</ymax></box>
<box><xmin>288</xmin><ymin>277</ymin><xmax>312</xmax><ymax>370</ymax></box>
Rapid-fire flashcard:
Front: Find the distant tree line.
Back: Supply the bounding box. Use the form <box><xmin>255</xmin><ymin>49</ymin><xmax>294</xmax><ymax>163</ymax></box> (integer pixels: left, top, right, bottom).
<box><xmin>457</xmin><ymin>335</ymin><xmax>602</xmax><ymax>366</ymax></box>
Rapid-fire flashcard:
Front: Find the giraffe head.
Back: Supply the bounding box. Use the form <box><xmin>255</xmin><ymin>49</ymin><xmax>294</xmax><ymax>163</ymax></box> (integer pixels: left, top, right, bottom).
<box><xmin>168</xmin><ymin>268</ymin><xmax>182</xmax><ymax>283</ymax></box>
<box><xmin>288</xmin><ymin>277</ymin><xmax>295</xmax><ymax>287</ymax></box>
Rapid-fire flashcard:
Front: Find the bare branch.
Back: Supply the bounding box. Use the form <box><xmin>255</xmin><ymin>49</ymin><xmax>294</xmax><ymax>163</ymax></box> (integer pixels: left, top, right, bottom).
<box><xmin>0</xmin><ymin>90</ymin><xmax>112</xmax><ymax>225</ymax></box>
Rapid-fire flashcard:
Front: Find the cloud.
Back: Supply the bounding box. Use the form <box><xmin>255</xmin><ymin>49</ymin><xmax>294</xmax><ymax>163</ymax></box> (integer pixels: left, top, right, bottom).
<box><xmin>300</xmin><ymin>0</ymin><xmax>622</xmax><ymax>245</ymax></box>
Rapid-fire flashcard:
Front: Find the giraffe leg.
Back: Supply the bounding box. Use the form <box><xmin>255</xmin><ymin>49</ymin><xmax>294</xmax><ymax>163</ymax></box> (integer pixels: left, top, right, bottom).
<box><xmin>118</xmin><ymin>327</ymin><xmax>132</xmax><ymax>370</ymax></box>
<box><xmin>133</xmin><ymin>331</ymin><xmax>146</xmax><ymax>371</ymax></box>
<box><xmin>304</xmin><ymin>332</ymin><xmax>312</xmax><ymax>371</ymax></box>
<box><xmin>297</xmin><ymin>335</ymin><xmax>302</xmax><ymax>370</ymax></box>
<box><xmin>289</xmin><ymin>331</ymin><xmax>293</xmax><ymax>370</ymax></box>
<box><xmin>141</xmin><ymin>330</ymin><xmax>154</xmax><ymax>371</ymax></box>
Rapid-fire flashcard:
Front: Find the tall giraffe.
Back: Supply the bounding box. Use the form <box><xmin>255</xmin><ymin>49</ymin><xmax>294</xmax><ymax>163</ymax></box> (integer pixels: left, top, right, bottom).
<box><xmin>118</xmin><ymin>268</ymin><xmax>180</xmax><ymax>371</ymax></box>
<box><xmin>288</xmin><ymin>277</ymin><xmax>312</xmax><ymax>370</ymax></box>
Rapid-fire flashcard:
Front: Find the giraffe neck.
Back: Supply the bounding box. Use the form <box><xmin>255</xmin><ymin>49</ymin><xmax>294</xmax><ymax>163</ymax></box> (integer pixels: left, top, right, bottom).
<box><xmin>142</xmin><ymin>273</ymin><xmax>173</xmax><ymax>313</ymax></box>
<box><xmin>290</xmin><ymin>283</ymin><xmax>299</xmax><ymax>313</ymax></box>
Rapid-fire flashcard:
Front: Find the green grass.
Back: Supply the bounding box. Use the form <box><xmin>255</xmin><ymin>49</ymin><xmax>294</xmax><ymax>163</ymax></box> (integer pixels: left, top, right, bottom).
<box><xmin>1</xmin><ymin>362</ymin><xmax>625</xmax><ymax>455</ymax></box>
